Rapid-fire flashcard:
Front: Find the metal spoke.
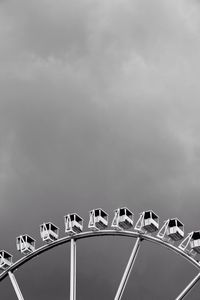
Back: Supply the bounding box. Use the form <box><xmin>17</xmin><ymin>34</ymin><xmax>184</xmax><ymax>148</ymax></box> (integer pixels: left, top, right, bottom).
<box><xmin>114</xmin><ymin>236</ymin><xmax>141</xmax><ymax>300</ymax></box>
<box><xmin>8</xmin><ymin>271</ymin><xmax>24</xmax><ymax>300</ymax></box>
<box><xmin>70</xmin><ymin>238</ymin><xmax>76</xmax><ymax>300</ymax></box>
<box><xmin>175</xmin><ymin>272</ymin><xmax>200</xmax><ymax>300</ymax></box>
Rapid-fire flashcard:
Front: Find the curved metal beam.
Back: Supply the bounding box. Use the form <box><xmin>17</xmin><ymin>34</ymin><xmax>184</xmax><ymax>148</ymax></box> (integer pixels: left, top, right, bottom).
<box><xmin>0</xmin><ymin>230</ymin><xmax>199</xmax><ymax>282</ymax></box>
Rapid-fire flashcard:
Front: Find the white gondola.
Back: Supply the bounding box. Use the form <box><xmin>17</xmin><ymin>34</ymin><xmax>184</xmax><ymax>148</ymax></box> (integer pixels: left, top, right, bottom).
<box><xmin>179</xmin><ymin>231</ymin><xmax>200</xmax><ymax>254</ymax></box>
<box><xmin>40</xmin><ymin>222</ymin><xmax>59</xmax><ymax>243</ymax></box>
<box><xmin>157</xmin><ymin>218</ymin><xmax>184</xmax><ymax>241</ymax></box>
<box><xmin>135</xmin><ymin>210</ymin><xmax>159</xmax><ymax>233</ymax></box>
<box><xmin>167</xmin><ymin>219</ymin><xmax>184</xmax><ymax>241</ymax></box>
<box><xmin>190</xmin><ymin>231</ymin><xmax>200</xmax><ymax>253</ymax></box>
<box><xmin>112</xmin><ymin>207</ymin><xmax>134</xmax><ymax>230</ymax></box>
<box><xmin>16</xmin><ymin>235</ymin><xmax>36</xmax><ymax>255</ymax></box>
<box><xmin>88</xmin><ymin>209</ymin><xmax>108</xmax><ymax>231</ymax></box>
<box><xmin>0</xmin><ymin>251</ymin><xmax>13</xmax><ymax>270</ymax></box>
<box><xmin>64</xmin><ymin>213</ymin><xmax>83</xmax><ymax>235</ymax></box>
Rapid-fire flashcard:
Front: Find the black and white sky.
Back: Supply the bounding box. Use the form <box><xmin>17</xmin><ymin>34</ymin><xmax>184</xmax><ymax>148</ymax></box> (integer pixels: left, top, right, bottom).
<box><xmin>0</xmin><ymin>0</ymin><xmax>200</xmax><ymax>299</ymax></box>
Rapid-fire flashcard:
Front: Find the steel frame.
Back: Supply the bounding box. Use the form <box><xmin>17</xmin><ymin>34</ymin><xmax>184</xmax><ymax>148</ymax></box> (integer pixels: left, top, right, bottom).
<box><xmin>1</xmin><ymin>230</ymin><xmax>200</xmax><ymax>300</ymax></box>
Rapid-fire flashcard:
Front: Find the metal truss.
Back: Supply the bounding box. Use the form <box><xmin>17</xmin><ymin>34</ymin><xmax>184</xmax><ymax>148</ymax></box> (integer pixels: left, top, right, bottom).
<box><xmin>1</xmin><ymin>230</ymin><xmax>200</xmax><ymax>300</ymax></box>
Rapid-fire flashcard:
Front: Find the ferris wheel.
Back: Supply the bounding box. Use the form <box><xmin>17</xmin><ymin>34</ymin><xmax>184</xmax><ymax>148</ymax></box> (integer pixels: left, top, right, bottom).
<box><xmin>0</xmin><ymin>207</ymin><xmax>200</xmax><ymax>300</ymax></box>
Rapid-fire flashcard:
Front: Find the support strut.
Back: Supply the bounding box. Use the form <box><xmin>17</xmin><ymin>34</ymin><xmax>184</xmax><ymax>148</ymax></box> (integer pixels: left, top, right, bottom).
<box><xmin>8</xmin><ymin>271</ymin><xmax>24</xmax><ymax>300</ymax></box>
<box><xmin>175</xmin><ymin>272</ymin><xmax>200</xmax><ymax>300</ymax></box>
<box><xmin>70</xmin><ymin>238</ymin><xmax>76</xmax><ymax>300</ymax></box>
<box><xmin>114</xmin><ymin>237</ymin><xmax>141</xmax><ymax>300</ymax></box>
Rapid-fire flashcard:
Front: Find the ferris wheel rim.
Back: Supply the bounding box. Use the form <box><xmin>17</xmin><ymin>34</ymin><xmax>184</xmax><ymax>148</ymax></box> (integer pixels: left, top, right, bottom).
<box><xmin>0</xmin><ymin>229</ymin><xmax>199</xmax><ymax>282</ymax></box>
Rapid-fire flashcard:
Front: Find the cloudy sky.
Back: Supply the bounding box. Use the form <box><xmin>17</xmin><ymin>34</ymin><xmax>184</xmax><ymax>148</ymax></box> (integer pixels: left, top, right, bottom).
<box><xmin>0</xmin><ymin>0</ymin><xmax>200</xmax><ymax>299</ymax></box>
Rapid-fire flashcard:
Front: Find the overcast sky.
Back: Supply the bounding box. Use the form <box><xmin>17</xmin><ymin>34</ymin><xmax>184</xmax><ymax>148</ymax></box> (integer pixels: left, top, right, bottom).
<box><xmin>0</xmin><ymin>0</ymin><xmax>200</xmax><ymax>299</ymax></box>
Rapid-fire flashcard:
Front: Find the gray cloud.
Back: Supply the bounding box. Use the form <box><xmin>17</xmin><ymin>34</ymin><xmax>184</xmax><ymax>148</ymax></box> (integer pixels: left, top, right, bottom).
<box><xmin>0</xmin><ymin>0</ymin><xmax>200</xmax><ymax>299</ymax></box>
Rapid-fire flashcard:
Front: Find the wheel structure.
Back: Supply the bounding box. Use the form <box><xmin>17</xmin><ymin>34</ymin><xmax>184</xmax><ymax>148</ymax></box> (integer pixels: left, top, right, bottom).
<box><xmin>0</xmin><ymin>208</ymin><xmax>200</xmax><ymax>300</ymax></box>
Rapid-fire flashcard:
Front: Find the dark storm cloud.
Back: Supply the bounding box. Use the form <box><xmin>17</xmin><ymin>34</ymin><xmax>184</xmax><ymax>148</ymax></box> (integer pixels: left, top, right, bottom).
<box><xmin>0</xmin><ymin>0</ymin><xmax>200</xmax><ymax>299</ymax></box>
